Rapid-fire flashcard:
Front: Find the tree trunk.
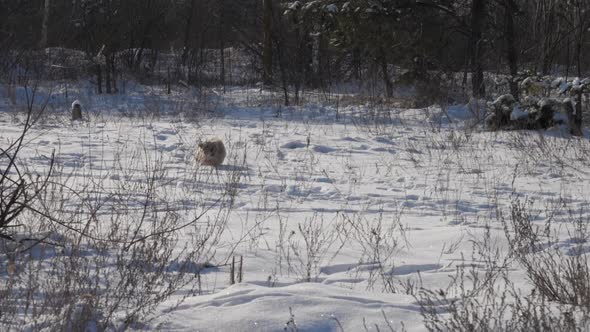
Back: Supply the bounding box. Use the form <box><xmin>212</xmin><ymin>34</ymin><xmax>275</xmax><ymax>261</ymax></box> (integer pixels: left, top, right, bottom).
<box><xmin>105</xmin><ymin>54</ymin><xmax>112</xmax><ymax>94</ymax></box>
<box><xmin>573</xmin><ymin>92</ymin><xmax>583</xmax><ymax>136</ymax></box>
<box><xmin>352</xmin><ymin>47</ymin><xmax>361</xmax><ymax>80</ymax></box>
<box><xmin>379</xmin><ymin>47</ymin><xmax>393</xmax><ymax>98</ymax></box>
<box><xmin>262</xmin><ymin>0</ymin><xmax>273</xmax><ymax>84</ymax></box>
<box><xmin>40</xmin><ymin>0</ymin><xmax>50</xmax><ymax>48</ymax></box>
<box><xmin>134</xmin><ymin>22</ymin><xmax>153</xmax><ymax>73</ymax></box>
<box><xmin>504</xmin><ymin>0</ymin><xmax>519</xmax><ymax>100</ymax></box>
<box><xmin>219</xmin><ymin>0</ymin><xmax>225</xmax><ymax>92</ymax></box>
<box><xmin>293</xmin><ymin>12</ymin><xmax>302</xmax><ymax>104</ymax></box>
<box><xmin>541</xmin><ymin>2</ymin><xmax>555</xmax><ymax>75</ymax></box>
<box><xmin>274</xmin><ymin>37</ymin><xmax>289</xmax><ymax>106</ymax></box>
<box><xmin>111</xmin><ymin>54</ymin><xmax>117</xmax><ymax>93</ymax></box>
<box><xmin>134</xmin><ymin>48</ymin><xmax>144</xmax><ymax>73</ymax></box>
<box><xmin>316</xmin><ymin>33</ymin><xmax>328</xmax><ymax>88</ymax></box>
<box><xmin>573</xmin><ymin>15</ymin><xmax>585</xmax><ymax>136</ymax></box>
<box><xmin>167</xmin><ymin>67</ymin><xmax>171</xmax><ymax>94</ymax></box>
<box><xmin>72</xmin><ymin>103</ymin><xmax>82</xmax><ymax>121</ymax></box>
<box><xmin>96</xmin><ymin>64</ymin><xmax>102</xmax><ymax>94</ymax></box>
<box><xmin>302</xmin><ymin>30</ymin><xmax>313</xmax><ymax>87</ymax></box>
<box><xmin>470</xmin><ymin>0</ymin><xmax>486</xmax><ymax>98</ymax></box>
<box><xmin>182</xmin><ymin>0</ymin><xmax>196</xmax><ymax>66</ymax></box>
<box><xmin>565</xmin><ymin>100</ymin><xmax>583</xmax><ymax>136</ymax></box>
<box><xmin>220</xmin><ymin>46</ymin><xmax>225</xmax><ymax>90</ymax></box>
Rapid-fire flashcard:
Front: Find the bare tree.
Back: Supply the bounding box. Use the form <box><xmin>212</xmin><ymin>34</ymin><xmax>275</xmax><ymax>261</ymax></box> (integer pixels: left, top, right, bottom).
<box><xmin>503</xmin><ymin>0</ymin><xmax>520</xmax><ymax>99</ymax></box>
<box><xmin>470</xmin><ymin>0</ymin><xmax>487</xmax><ymax>97</ymax></box>
<box><xmin>571</xmin><ymin>0</ymin><xmax>589</xmax><ymax>136</ymax></box>
<box><xmin>39</xmin><ymin>0</ymin><xmax>51</xmax><ymax>48</ymax></box>
<box><xmin>263</xmin><ymin>0</ymin><xmax>273</xmax><ymax>85</ymax></box>
<box><xmin>0</xmin><ymin>85</ymin><xmax>53</xmax><ymax>244</ymax></box>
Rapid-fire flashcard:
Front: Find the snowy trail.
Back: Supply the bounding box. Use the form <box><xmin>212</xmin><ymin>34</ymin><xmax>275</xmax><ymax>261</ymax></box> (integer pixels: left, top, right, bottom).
<box><xmin>155</xmin><ymin>282</ymin><xmax>423</xmax><ymax>332</ymax></box>
<box><xmin>2</xmin><ymin>86</ymin><xmax>590</xmax><ymax>330</ymax></box>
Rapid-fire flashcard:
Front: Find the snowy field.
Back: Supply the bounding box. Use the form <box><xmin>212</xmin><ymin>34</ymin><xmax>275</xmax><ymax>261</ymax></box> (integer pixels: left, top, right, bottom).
<box><xmin>1</xmin><ymin>82</ymin><xmax>590</xmax><ymax>331</ymax></box>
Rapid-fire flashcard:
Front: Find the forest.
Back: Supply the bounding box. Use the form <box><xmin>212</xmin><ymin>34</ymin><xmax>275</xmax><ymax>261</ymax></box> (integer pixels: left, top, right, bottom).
<box><xmin>2</xmin><ymin>1</ymin><xmax>590</xmax><ymax>331</ymax></box>
<box><xmin>2</xmin><ymin>1</ymin><xmax>589</xmax><ymax>102</ymax></box>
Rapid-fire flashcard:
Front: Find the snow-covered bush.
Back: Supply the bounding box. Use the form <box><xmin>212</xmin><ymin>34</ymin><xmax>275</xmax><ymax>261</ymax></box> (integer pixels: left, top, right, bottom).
<box><xmin>486</xmin><ymin>75</ymin><xmax>590</xmax><ymax>134</ymax></box>
<box><xmin>486</xmin><ymin>94</ymin><xmax>515</xmax><ymax>130</ymax></box>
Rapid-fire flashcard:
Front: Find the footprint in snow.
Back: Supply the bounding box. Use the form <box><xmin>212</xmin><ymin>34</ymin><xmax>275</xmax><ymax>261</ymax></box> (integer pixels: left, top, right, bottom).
<box><xmin>313</xmin><ymin>145</ymin><xmax>337</xmax><ymax>153</ymax></box>
<box><xmin>156</xmin><ymin>129</ymin><xmax>177</xmax><ymax>141</ymax></box>
<box><xmin>281</xmin><ymin>140</ymin><xmax>307</xmax><ymax>149</ymax></box>
<box><xmin>374</xmin><ymin>136</ymin><xmax>395</xmax><ymax>145</ymax></box>
<box><xmin>159</xmin><ymin>144</ymin><xmax>179</xmax><ymax>152</ymax></box>
<box><xmin>263</xmin><ymin>184</ymin><xmax>285</xmax><ymax>193</ymax></box>
<box><xmin>159</xmin><ymin>129</ymin><xmax>177</xmax><ymax>136</ymax></box>
<box><xmin>341</xmin><ymin>136</ymin><xmax>364</xmax><ymax>142</ymax></box>
<box><xmin>371</xmin><ymin>147</ymin><xmax>396</xmax><ymax>154</ymax></box>
<box><xmin>391</xmin><ymin>263</ymin><xmax>442</xmax><ymax>276</ymax></box>
<box><xmin>353</xmin><ymin>144</ymin><xmax>370</xmax><ymax>151</ymax></box>
<box><xmin>320</xmin><ymin>263</ymin><xmax>358</xmax><ymax>275</ymax></box>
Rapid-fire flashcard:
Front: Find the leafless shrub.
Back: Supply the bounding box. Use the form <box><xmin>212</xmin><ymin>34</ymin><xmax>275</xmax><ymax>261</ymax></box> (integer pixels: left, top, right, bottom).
<box><xmin>284</xmin><ymin>213</ymin><xmax>347</xmax><ymax>282</ymax></box>
<box><xmin>0</xmin><ymin>84</ymin><xmax>53</xmax><ymax>244</ymax></box>
<box><xmin>350</xmin><ymin>103</ymin><xmax>402</xmax><ymax>137</ymax></box>
<box><xmin>0</xmin><ymin>92</ymin><xmax>243</xmax><ymax>329</ymax></box>
<box><xmin>284</xmin><ymin>307</ymin><xmax>298</xmax><ymax>331</ymax></box>
<box><xmin>418</xmin><ymin>277</ymin><xmax>583</xmax><ymax>332</ymax></box>
<box><xmin>418</xmin><ymin>202</ymin><xmax>590</xmax><ymax>331</ymax></box>
<box><xmin>344</xmin><ymin>208</ymin><xmax>407</xmax><ymax>293</ymax></box>
<box><xmin>504</xmin><ymin>198</ymin><xmax>590</xmax><ymax>308</ymax></box>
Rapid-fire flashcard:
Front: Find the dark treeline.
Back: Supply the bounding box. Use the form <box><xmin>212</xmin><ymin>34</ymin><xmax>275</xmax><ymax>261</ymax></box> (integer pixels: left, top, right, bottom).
<box><xmin>1</xmin><ymin>0</ymin><xmax>589</xmax><ymax>101</ymax></box>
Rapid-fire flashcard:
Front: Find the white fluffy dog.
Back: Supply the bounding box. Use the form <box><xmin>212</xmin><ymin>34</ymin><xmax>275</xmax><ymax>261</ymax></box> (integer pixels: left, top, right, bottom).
<box><xmin>196</xmin><ymin>139</ymin><xmax>226</xmax><ymax>167</ymax></box>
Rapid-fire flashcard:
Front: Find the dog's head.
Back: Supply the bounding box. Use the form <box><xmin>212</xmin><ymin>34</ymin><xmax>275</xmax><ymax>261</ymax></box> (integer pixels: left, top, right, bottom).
<box><xmin>199</xmin><ymin>141</ymin><xmax>217</xmax><ymax>155</ymax></box>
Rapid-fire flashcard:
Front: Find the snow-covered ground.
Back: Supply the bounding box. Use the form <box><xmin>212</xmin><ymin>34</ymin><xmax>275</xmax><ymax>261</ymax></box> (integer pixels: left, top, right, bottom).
<box><xmin>1</xmin><ymin>82</ymin><xmax>590</xmax><ymax>331</ymax></box>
